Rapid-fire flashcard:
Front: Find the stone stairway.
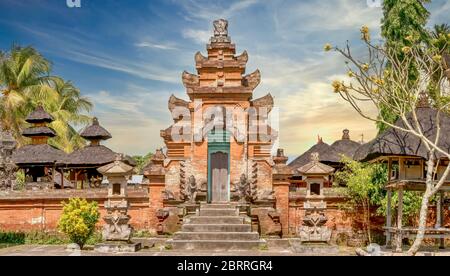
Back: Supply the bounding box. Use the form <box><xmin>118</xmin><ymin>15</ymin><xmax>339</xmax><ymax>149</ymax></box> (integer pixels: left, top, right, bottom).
<box><xmin>168</xmin><ymin>203</ymin><xmax>266</xmax><ymax>251</ymax></box>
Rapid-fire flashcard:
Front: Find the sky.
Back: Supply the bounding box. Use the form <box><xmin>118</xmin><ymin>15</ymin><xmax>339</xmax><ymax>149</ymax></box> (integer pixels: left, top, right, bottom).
<box><xmin>0</xmin><ymin>0</ymin><xmax>449</xmax><ymax>159</ymax></box>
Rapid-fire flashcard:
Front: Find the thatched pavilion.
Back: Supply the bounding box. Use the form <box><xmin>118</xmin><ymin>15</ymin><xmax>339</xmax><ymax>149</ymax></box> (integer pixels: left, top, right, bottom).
<box><xmin>64</xmin><ymin>117</ymin><xmax>135</xmax><ymax>189</ymax></box>
<box><xmin>354</xmin><ymin>94</ymin><xmax>450</xmax><ymax>252</ymax></box>
<box><xmin>289</xmin><ymin>130</ymin><xmax>361</xmax><ymax>189</ymax></box>
<box><xmin>12</xmin><ymin>105</ymin><xmax>66</xmax><ymax>188</ymax></box>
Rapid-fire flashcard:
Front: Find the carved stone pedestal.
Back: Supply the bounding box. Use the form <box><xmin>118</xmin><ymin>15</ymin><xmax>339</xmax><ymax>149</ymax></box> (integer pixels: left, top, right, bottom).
<box><xmin>94</xmin><ymin>157</ymin><xmax>141</xmax><ymax>253</ymax></box>
<box><xmin>299</xmin><ymin>201</ymin><xmax>331</xmax><ymax>243</ymax></box>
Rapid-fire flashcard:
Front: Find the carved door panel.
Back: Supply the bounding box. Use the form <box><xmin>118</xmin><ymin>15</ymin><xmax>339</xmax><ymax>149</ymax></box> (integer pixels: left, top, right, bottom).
<box><xmin>211</xmin><ymin>151</ymin><xmax>229</xmax><ymax>203</ymax></box>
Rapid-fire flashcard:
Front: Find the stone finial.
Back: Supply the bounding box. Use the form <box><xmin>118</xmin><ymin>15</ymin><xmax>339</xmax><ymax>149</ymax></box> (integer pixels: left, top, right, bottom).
<box><xmin>317</xmin><ymin>136</ymin><xmax>323</xmax><ymax>144</ymax></box>
<box><xmin>152</xmin><ymin>149</ymin><xmax>166</xmax><ymax>164</ymax></box>
<box><xmin>342</xmin><ymin>129</ymin><xmax>350</xmax><ymax>140</ymax></box>
<box><xmin>311</xmin><ymin>152</ymin><xmax>320</xmax><ymax>163</ymax></box>
<box><xmin>273</xmin><ymin>148</ymin><xmax>288</xmax><ymax>165</ymax></box>
<box><xmin>92</xmin><ymin>117</ymin><xmax>99</xmax><ymax>126</ymax></box>
<box><xmin>213</xmin><ymin>19</ymin><xmax>228</xmax><ymax>37</ymax></box>
<box><xmin>210</xmin><ymin>19</ymin><xmax>231</xmax><ymax>44</ymax></box>
<box><xmin>417</xmin><ymin>91</ymin><xmax>430</xmax><ymax>108</ymax></box>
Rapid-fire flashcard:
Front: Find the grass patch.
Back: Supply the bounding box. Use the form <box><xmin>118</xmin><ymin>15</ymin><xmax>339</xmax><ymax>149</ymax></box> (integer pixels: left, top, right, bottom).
<box><xmin>133</xmin><ymin>230</ymin><xmax>157</xmax><ymax>238</ymax></box>
<box><xmin>0</xmin><ymin>230</ymin><xmax>103</xmax><ymax>246</ymax></box>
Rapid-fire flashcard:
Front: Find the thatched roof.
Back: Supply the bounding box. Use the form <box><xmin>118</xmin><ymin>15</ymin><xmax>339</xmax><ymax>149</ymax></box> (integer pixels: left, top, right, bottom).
<box><xmin>22</xmin><ymin>127</ymin><xmax>56</xmax><ymax>138</ymax></box>
<box><xmin>354</xmin><ymin>106</ymin><xmax>450</xmax><ymax>161</ymax></box>
<box><xmin>289</xmin><ymin>139</ymin><xmax>341</xmax><ymax>175</ymax></box>
<box><xmin>298</xmin><ymin>153</ymin><xmax>335</xmax><ymax>175</ymax></box>
<box><xmin>80</xmin><ymin>118</ymin><xmax>112</xmax><ymax>141</ymax></box>
<box><xmin>330</xmin><ymin>130</ymin><xmax>361</xmax><ymax>158</ymax></box>
<box><xmin>26</xmin><ymin>105</ymin><xmax>54</xmax><ymax>123</ymax></box>
<box><xmin>12</xmin><ymin>144</ymin><xmax>66</xmax><ymax>166</ymax></box>
<box><xmin>65</xmin><ymin>145</ymin><xmax>135</xmax><ymax>167</ymax></box>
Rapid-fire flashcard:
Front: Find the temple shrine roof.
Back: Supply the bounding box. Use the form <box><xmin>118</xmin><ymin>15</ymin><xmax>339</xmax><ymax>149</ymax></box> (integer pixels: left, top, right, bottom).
<box><xmin>354</xmin><ymin>100</ymin><xmax>450</xmax><ymax>161</ymax></box>
<box><xmin>80</xmin><ymin>117</ymin><xmax>112</xmax><ymax>141</ymax></box>
<box><xmin>330</xmin><ymin>130</ymin><xmax>361</xmax><ymax>159</ymax></box>
<box><xmin>289</xmin><ymin>138</ymin><xmax>341</xmax><ymax>175</ymax></box>
<box><xmin>13</xmin><ymin>144</ymin><xmax>66</xmax><ymax>166</ymax></box>
<box><xmin>298</xmin><ymin>153</ymin><xmax>335</xmax><ymax>176</ymax></box>
<box><xmin>66</xmin><ymin>118</ymin><xmax>134</xmax><ymax>167</ymax></box>
<box><xmin>25</xmin><ymin>105</ymin><xmax>54</xmax><ymax>124</ymax></box>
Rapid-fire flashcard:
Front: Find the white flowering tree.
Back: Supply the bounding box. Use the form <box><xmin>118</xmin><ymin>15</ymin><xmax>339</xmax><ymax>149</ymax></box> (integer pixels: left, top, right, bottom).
<box><xmin>326</xmin><ymin>26</ymin><xmax>450</xmax><ymax>255</ymax></box>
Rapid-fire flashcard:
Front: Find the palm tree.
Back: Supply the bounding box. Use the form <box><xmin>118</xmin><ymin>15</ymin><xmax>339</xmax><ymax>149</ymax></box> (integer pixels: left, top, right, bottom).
<box><xmin>431</xmin><ymin>23</ymin><xmax>450</xmax><ymax>39</ymax></box>
<box><xmin>0</xmin><ymin>45</ymin><xmax>57</xmax><ymax>145</ymax></box>
<box><xmin>430</xmin><ymin>24</ymin><xmax>450</xmax><ymax>52</ymax></box>
<box><xmin>36</xmin><ymin>77</ymin><xmax>93</xmax><ymax>153</ymax></box>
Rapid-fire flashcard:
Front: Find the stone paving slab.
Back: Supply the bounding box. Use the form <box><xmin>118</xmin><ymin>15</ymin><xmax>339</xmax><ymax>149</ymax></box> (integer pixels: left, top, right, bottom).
<box><xmin>0</xmin><ymin>245</ymin><xmax>357</xmax><ymax>256</ymax></box>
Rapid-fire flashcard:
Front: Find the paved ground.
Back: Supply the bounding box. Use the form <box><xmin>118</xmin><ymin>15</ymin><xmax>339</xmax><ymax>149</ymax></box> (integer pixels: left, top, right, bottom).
<box><xmin>2</xmin><ymin>244</ymin><xmax>449</xmax><ymax>256</ymax></box>
<box><xmin>0</xmin><ymin>244</ymin><xmax>356</xmax><ymax>256</ymax></box>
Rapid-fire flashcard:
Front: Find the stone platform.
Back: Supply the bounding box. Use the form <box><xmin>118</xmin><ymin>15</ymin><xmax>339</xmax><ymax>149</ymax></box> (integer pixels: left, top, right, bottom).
<box><xmin>94</xmin><ymin>242</ymin><xmax>142</xmax><ymax>253</ymax></box>
<box><xmin>168</xmin><ymin>203</ymin><xmax>266</xmax><ymax>251</ymax></box>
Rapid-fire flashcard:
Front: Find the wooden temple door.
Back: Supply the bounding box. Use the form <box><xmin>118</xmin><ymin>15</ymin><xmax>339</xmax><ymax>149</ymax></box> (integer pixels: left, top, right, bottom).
<box><xmin>210</xmin><ymin>151</ymin><xmax>229</xmax><ymax>203</ymax></box>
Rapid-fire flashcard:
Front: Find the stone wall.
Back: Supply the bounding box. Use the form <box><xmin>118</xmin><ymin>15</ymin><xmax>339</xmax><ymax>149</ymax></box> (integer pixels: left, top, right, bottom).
<box><xmin>0</xmin><ymin>188</ymin><xmax>150</xmax><ymax>232</ymax></box>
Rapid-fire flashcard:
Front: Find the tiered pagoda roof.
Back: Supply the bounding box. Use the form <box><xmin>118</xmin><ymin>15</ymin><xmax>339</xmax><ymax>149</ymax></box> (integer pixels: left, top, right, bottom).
<box><xmin>181</xmin><ymin>19</ymin><xmax>261</xmax><ymax>101</ymax></box>
<box><xmin>162</xmin><ymin>19</ymin><xmax>277</xmax><ymax>147</ymax></box>
<box><xmin>12</xmin><ymin>105</ymin><xmax>66</xmax><ymax>166</ymax></box>
<box><xmin>66</xmin><ymin>118</ymin><xmax>134</xmax><ymax>167</ymax></box>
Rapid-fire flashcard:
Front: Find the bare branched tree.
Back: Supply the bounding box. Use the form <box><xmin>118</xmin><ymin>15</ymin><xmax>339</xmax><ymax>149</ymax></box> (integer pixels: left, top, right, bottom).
<box><xmin>327</xmin><ymin>27</ymin><xmax>449</xmax><ymax>255</ymax></box>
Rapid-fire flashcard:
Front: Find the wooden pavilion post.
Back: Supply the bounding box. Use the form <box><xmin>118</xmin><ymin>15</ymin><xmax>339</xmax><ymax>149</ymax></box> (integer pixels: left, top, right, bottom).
<box><xmin>52</xmin><ymin>162</ymin><xmax>57</xmax><ymax>189</ymax></box>
<box><xmin>436</xmin><ymin>191</ymin><xmax>445</xmax><ymax>249</ymax></box>
<box><xmin>395</xmin><ymin>187</ymin><xmax>404</xmax><ymax>253</ymax></box>
<box><xmin>386</xmin><ymin>157</ymin><xmax>393</xmax><ymax>247</ymax></box>
<box><xmin>386</xmin><ymin>189</ymin><xmax>392</xmax><ymax>247</ymax></box>
<box><xmin>60</xmin><ymin>168</ymin><xmax>64</xmax><ymax>189</ymax></box>
<box><xmin>74</xmin><ymin>169</ymin><xmax>78</xmax><ymax>190</ymax></box>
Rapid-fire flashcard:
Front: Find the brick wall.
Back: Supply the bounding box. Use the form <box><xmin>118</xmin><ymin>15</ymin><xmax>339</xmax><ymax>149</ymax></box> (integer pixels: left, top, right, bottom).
<box><xmin>0</xmin><ymin>189</ymin><xmax>150</xmax><ymax>232</ymax></box>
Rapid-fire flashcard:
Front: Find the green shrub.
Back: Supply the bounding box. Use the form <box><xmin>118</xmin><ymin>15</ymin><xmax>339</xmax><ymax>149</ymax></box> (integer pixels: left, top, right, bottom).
<box><xmin>0</xmin><ymin>231</ymin><xmax>25</xmax><ymax>244</ymax></box>
<box><xmin>57</xmin><ymin>198</ymin><xmax>100</xmax><ymax>249</ymax></box>
<box><xmin>14</xmin><ymin>170</ymin><xmax>26</xmax><ymax>191</ymax></box>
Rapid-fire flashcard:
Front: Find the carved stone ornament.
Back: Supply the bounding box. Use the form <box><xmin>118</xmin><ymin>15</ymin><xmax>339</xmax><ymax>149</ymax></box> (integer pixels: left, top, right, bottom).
<box><xmin>213</xmin><ymin>19</ymin><xmax>228</xmax><ymax>37</ymax></box>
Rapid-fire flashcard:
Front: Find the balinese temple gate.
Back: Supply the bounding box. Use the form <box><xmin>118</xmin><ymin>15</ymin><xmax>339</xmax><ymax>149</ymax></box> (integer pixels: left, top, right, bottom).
<box><xmin>145</xmin><ymin>20</ymin><xmax>292</xmax><ymax>248</ymax></box>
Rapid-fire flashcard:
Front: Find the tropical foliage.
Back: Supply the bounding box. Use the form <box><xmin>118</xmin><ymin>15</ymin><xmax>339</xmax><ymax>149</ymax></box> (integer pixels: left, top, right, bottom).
<box><xmin>57</xmin><ymin>198</ymin><xmax>100</xmax><ymax>249</ymax></box>
<box><xmin>132</xmin><ymin>152</ymin><xmax>153</xmax><ymax>174</ymax></box>
<box><xmin>0</xmin><ymin>45</ymin><xmax>92</xmax><ymax>152</ymax></box>
<box><xmin>378</xmin><ymin>0</ymin><xmax>431</xmax><ymax>133</ymax></box>
<box><xmin>335</xmin><ymin>157</ymin><xmax>387</xmax><ymax>243</ymax></box>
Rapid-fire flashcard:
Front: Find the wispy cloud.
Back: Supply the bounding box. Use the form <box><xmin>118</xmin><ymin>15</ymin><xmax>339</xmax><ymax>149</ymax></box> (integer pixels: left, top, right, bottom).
<box><xmin>182</xmin><ymin>29</ymin><xmax>211</xmax><ymax>44</ymax></box>
<box><xmin>135</xmin><ymin>41</ymin><xmax>178</xmax><ymax>50</ymax></box>
<box><xmin>176</xmin><ymin>0</ymin><xmax>260</xmax><ymax>21</ymax></box>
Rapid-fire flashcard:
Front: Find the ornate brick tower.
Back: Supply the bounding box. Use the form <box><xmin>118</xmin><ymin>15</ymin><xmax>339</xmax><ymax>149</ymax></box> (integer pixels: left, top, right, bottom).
<box><xmin>160</xmin><ymin>19</ymin><xmax>277</xmax><ymax>203</ymax></box>
<box><xmin>146</xmin><ymin>20</ymin><xmax>288</xmax><ymax>238</ymax></box>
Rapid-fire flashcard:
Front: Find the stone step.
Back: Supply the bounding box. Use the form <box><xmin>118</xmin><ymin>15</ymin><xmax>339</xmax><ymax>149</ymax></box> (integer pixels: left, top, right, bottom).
<box><xmin>168</xmin><ymin>239</ymin><xmax>265</xmax><ymax>251</ymax></box>
<box><xmin>199</xmin><ymin>209</ymin><xmax>238</xmax><ymax>217</ymax></box>
<box><xmin>182</xmin><ymin>224</ymin><xmax>252</xmax><ymax>233</ymax></box>
<box><xmin>173</xmin><ymin>232</ymin><xmax>260</xmax><ymax>241</ymax></box>
<box><xmin>186</xmin><ymin>216</ymin><xmax>245</xmax><ymax>225</ymax></box>
<box><xmin>200</xmin><ymin>203</ymin><xmax>237</xmax><ymax>210</ymax></box>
